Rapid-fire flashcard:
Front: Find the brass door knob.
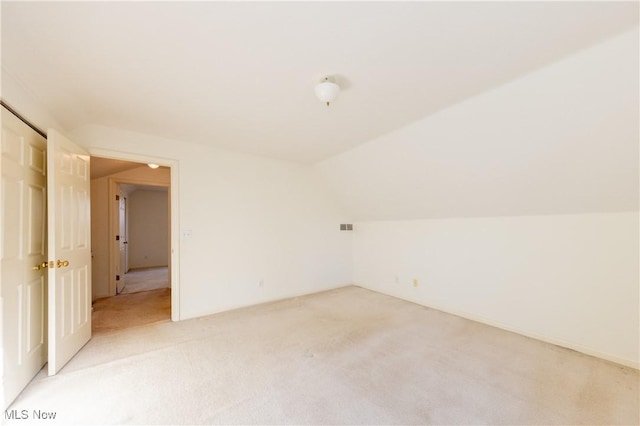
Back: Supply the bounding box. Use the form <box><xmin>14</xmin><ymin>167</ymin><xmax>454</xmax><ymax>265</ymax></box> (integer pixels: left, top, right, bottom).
<box><xmin>56</xmin><ymin>259</ymin><xmax>70</xmax><ymax>268</ymax></box>
<box><xmin>32</xmin><ymin>261</ymin><xmax>49</xmax><ymax>270</ymax></box>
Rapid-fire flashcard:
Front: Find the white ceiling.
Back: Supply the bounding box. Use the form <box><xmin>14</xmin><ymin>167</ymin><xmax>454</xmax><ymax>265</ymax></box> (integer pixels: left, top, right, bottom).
<box><xmin>1</xmin><ymin>1</ymin><xmax>637</xmax><ymax>163</ymax></box>
<box><xmin>90</xmin><ymin>157</ymin><xmax>145</xmax><ymax>180</ymax></box>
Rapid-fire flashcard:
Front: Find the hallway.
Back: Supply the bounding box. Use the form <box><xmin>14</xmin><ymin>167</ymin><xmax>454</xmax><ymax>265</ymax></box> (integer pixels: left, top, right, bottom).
<box><xmin>92</xmin><ymin>267</ymin><xmax>171</xmax><ymax>334</ymax></box>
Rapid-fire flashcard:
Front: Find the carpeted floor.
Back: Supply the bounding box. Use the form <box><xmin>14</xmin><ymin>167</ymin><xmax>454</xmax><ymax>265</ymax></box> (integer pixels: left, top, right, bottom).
<box><xmin>120</xmin><ymin>266</ymin><xmax>169</xmax><ymax>294</ymax></box>
<box><xmin>7</xmin><ymin>286</ymin><xmax>639</xmax><ymax>425</ymax></box>
<box><xmin>92</xmin><ymin>288</ymin><xmax>171</xmax><ymax>334</ymax></box>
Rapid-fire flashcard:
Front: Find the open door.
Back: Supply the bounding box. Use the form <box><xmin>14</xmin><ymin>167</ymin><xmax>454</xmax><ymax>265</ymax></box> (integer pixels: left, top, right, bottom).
<box><xmin>46</xmin><ymin>129</ymin><xmax>91</xmax><ymax>376</ymax></box>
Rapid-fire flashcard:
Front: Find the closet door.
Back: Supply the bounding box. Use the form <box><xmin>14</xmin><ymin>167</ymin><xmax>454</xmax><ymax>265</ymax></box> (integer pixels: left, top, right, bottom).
<box><xmin>1</xmin><ymin>106</ymin><xmax>48</xmax><ymax>408</ymax></box>
<box><xmin>46</xmin><ymin>129</ymin><xmax>92</xmax><ymax>376</ymax></box>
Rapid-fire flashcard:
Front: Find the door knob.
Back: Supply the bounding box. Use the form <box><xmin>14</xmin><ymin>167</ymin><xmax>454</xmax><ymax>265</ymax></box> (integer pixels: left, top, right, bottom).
<box><xmin>32</xmin><ymin>261</ymin><xmax>49</xmax><ymax>270</ymax></box>
<box><xmin>56</xmin><ymin>259</ymin><xmax>70</xmax><ymax>268</ymax></box>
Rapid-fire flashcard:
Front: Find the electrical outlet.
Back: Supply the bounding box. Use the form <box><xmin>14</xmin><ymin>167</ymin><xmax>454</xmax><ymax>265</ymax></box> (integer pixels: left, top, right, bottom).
<box><xmin>413</xmin><ymin>278</ymin><xmax>418</xmax><ymax>287</ymax></box>
<box><xmin>259</xmin><ymin>279</ymin><xmax>264</xmax><ymax>288</ymax></box>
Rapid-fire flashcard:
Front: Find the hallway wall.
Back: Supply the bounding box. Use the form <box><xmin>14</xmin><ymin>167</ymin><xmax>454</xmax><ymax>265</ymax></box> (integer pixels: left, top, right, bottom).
<box><xmin>128</xmin><ymin>189</ymin><xmax>169</xmax><ymax>269</ymax></box>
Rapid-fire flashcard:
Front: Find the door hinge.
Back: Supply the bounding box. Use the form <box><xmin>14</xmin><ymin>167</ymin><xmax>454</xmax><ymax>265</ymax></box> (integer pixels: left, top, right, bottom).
<box><xmin>116</xmin><ymin>275</ymin><xmax>120</xmax><ymax>281</ymax></box>
<box><xmin>116</xmin><ymin>195</ymin><xmax>120</xmax><ymax>201</ymax></box>
<box><xmin>116</xmin><ymin>235</ymin><xmax>120</xmax><ymax>241</ymax></box>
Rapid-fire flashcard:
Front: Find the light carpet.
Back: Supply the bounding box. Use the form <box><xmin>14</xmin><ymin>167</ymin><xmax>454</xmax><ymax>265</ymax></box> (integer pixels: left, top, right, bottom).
<box><xmin>120</xmin><ymin>267</ymin><xmax>169</xmax><ymax>294</ymax></box>
<box><xmin>6</xmin><ymin>286</ymin><xmax>639</xmax><ymax>425</ymax></box>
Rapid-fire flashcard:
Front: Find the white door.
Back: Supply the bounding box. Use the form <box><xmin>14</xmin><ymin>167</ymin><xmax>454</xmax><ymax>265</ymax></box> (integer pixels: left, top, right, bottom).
<box><xmin>116</xmin><ymin>189</ymin><xmax>126</xmax><ymax>294</ymax></box>
<box><xmin>46</xmin><ymin>129</ymin><xmax>91</xmax><ymax>376</ymax></box>
<box><xmin>1</xmin><ymin>107</ymin><xmax>48</xmax><ymax>408</ymax></box>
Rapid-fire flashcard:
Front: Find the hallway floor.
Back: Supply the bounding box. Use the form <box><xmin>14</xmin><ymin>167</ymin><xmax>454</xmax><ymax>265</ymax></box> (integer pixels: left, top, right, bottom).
<box><xmin>121</xmin><ymin>266</ymin><xmax>169</xmax><ymax>294</ymax></box>
<box><xmin>92</xmin><ymin>288</ymin><xmax>171</xmax><ymax>334</ymax></box>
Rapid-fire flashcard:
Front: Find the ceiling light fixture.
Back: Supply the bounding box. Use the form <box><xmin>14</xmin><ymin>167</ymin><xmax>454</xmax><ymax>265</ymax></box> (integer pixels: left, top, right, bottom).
<box><xmin>315</xmin><ymin>77</ymin><xmax>340</xmax><ymax>106</ymax></box>
<box><xmin>147</xmin><ymin>163</ymin><xmax>160</xmax><ymax>169</ymax></box>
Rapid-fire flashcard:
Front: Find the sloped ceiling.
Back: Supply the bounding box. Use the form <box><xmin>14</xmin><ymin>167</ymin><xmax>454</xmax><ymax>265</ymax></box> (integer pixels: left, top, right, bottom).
<box><xmin>317</xmin><ymin>27</ymin><xmax>639</xmax><ymax>220</ymax></box>
<box><xmin>1</xmin><ymin>1</ymin><xmax>637</xmax><ymax>164</ymax></box>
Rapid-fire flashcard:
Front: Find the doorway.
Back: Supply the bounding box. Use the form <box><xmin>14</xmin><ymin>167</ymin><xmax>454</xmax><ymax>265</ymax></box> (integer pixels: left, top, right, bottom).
<box><xmin>89</xmin><ymin>156</ymin><xmax>175</xmax><ymax>332</ymax></box>
<box><xmin>116</xmin><ymin>187</ymin><xmax>128</xmax><ymax>294</ymax></box>
<box><xmin>115</xmin><ymin>183</ymin><xmax>170</xmax><ymax>296</ymax></box>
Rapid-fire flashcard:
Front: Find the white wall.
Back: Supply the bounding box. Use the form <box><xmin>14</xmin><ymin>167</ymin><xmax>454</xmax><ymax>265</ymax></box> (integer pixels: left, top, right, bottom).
<box><xmin>90</xmin><ymin>177</ymin><xmax>109</xmax><ymax>300</ymax></box>
<box><xmin>128</xmin><ymin>189</ymin><xmax>168</xmax><ymax>269</ymax></box>
<box><xmin>353</xmin><ymin>213</ymin><xmax>639</xmax><ymax>368</ymax></box>
<box><xmin>316</xmin><ymin>28</ymin><xmax>639</xmax><ymax>368</ymax></box>
<box><xmin>316</xmin><ymin>28</ymin><xmax>638</xmax><ymax>220</ymax></box>
<box><xmin>90</xmin><ymin>166</ymin><xmax>171</xmax><ymax>300</ymax></box>
<box><xmin>74</xmin><ymin>125</ymin><xmax>353</xmax><ymax>319</ymax></box>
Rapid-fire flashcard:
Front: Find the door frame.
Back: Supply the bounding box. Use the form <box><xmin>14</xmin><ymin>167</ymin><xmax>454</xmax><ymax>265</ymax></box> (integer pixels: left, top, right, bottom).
<box><xmin>117</xmin><ymin>189</ymin><xmax>128</xmax><ymax>290</ymax></box>
<box><xmin>110</xmin><ymin>179</ymin><xmax>168</xmax><ymax>296</ymax></box>
<box><xmin>89</xmin><ymin>149</ymin><xmax>180</xmax><ymax>322</ymax></box>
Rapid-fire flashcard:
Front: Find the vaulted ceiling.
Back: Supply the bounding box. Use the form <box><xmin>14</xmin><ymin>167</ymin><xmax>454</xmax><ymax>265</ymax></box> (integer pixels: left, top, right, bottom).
<box><xmin>1</xmin><ymin>1</ymin><xmax>637</xmax><ymax>163</ymax></box>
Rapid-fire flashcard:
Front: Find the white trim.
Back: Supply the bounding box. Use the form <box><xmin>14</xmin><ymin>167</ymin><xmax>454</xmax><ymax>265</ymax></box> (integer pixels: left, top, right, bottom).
<box><xmin>108</xmin><ymin>177</ymin><xmax>169</xmax><ymax>297</ymax></box>
<box><xmin>89</xmin><ymin>148</ymin><xmax>181</xmax><ymax>321</ymax></box>
<box><xmin>0</xmin><ymin>106</ymin><xmax>4</xmax><ymax>410</ymax></box>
